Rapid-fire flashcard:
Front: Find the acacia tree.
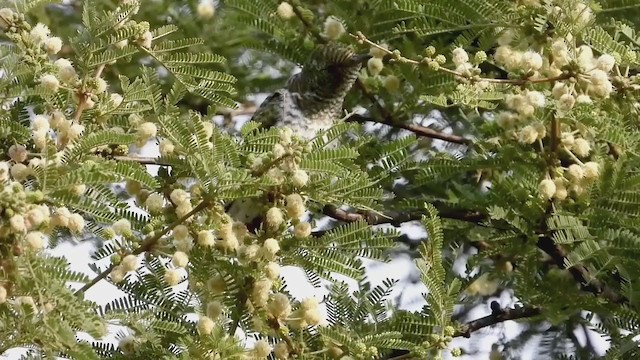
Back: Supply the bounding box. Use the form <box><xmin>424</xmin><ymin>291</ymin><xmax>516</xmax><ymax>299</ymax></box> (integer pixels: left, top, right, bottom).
<box><xmin>1</xmin><ymin>0</ymin><xmax>640</xmax><ymax>359</ymax></box>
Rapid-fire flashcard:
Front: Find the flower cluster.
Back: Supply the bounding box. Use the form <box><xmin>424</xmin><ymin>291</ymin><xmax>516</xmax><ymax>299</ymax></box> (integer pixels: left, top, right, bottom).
<box><xmin>110</xmin><ymin>253</ymin><xmax>140</xmax><ymax>284</ymax></box>
<box><xmin>0</xmin><ymin>181</ymin><xmax>89</xmax><ymax>311</ymax></box>
<box><xmin>0</xmin><ymin>185</ymin><xmax>48</xmax><ymax>252</ymax></box>
<box><xmin>251</xmin><ymin>128</ymin><xmax>310</xmax><ymax>188</ymax></box>
<box><xmin>550</xmin><ymin>44</ymin><xmax>616</xmax><ymax>110</ymax></box>
<box><xmin>232</xmin><ymin>293</ymin><xmax>326</xmax><ymax>358</ymax></box>
<box><xmin>0</xmin><ymin>4</ymin><xmax>178</xmax><ymax>168</ymax></box>
<box><xmin>136</xmin><ymin>122</ymin><xmax>158</xmax><ymax>147</ymax></box>
<box><xmin>0</xmin><ymin>180</ymin><xmax>86</xmax><ymax>251</ymax></box>
<box><xmin>277</xmin><ymin>2</ymin><xmax>294</xmax><ymax>20</ymax></box>
<box><xmin>170</xmin><ymin>188</ymin><xmax>193</xmax><ymax>218</ymax></box>
<box><xmin>289</xmin><ymin>297</ymin><xmax>325</xmax><ymax>328</ymax></box>
<box><xmin>538</xmin><ymin>160</ymin><xmax>600</xmax><ymax>201</ymax></box>
<box><xmin>322</xmin><ymin>16</ymin><xmax>345</xmax><ymax>40</ymax></box>
<box><xmin>486</xmin><ymin>3</ymin><xmax>612</xmax><ymax>204</ymax></box>
<box><xmin>197</xmin><ymin>0</ymin><xmax>216</xmax><ymax>20</ymax></box>
<box><xmin>0</xmin><ymin>9</ymin><xmax>62</xmax><ymax>62</ymax></box>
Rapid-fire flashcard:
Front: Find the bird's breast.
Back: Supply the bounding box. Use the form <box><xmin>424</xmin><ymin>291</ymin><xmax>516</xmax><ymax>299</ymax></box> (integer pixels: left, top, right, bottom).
<box><xmin>276</xmin><ymin>92</ymin><xmax>342</xmax><ymax>140</ymax></box>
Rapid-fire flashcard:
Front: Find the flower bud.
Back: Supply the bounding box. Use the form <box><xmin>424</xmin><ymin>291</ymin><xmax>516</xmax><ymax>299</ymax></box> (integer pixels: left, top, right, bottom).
<box><xmin>268</xmin><ymin>292</ymin><xmax>292</xmax><ymax>319</ymax></box>
<box><xmin>367</xmin><ymin>57</ymin><xmax>384</xmax><ymax>76</ymax></box>
<box><xmin>121</xmin><ymin>254</ymin><xmax>139</xmax><ymax>272</ymax></box>
<box><xmin>277</xmin><ymin>2</ymin><xmax>294</xmax><ymax>20</ymax></box>
<box><xmin>197</xmin><ymin>316</ymin><xmax>215</xmax><ymax>335</ymax></box>
<box><xmin>291</xmin><ymin>169</ymin><xmax>309</xmax><ymax>187</ymax></box>
<box><xmin>323</xmin><ymin>17</ymin><xmax>345</xmax><ymax>40</ymax></box>
<box><xmin>43</xmin><ymin>36</ymin><xmax>62</xmax><ymax>54</ymax></box>
<box><xmin>266</xmin><ymin>207</ymin><xmax>284</xmax><ymax>229</ymax></box>
<box><xmin>264</xmin><ymin>262</ymin><xmax>281</xmax><ymax>280</ymax></box>
<box><xmin>253</xmin><ymin>340</ymin><xmax>272</xmax><ymax>358</ymax></box>
<box><xmin>294</xmin><ymin>222</ymin><xmax>312</xmax><ymax>239</ymax></box>
<box><xmin>538</xmin><ymin>179</ymin><xmax>556</xmax><ymax>200</ymax></box>
<box><xmin>164</xmin><ymin>268</ymin><xmax>181</xmax><ymax>286</ymax></box>
<box><xmin>262</xmin><ymin>238</ymin><xmax>280</xmax><ymax>260</ymax></box>
<box><xmin>172</xmin><ymin>251</ymin><xmax>189</xmax><ymax>268</ymax></box>
<box><xmin>197</xmin><ymin>0</ymin><xmax>215</xmax><ymax>19</ymax></box>
<box><xmin>40</xmin><ymin>74</ymin><xmax>60</xmax><ymax>92</ymax></box>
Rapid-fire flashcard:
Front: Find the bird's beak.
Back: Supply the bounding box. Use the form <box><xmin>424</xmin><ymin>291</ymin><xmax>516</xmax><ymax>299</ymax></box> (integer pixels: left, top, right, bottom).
<box><xmin>346</xmin><ymin>53</ymin><xmax>372</xmax><ymax>66</ymax></box>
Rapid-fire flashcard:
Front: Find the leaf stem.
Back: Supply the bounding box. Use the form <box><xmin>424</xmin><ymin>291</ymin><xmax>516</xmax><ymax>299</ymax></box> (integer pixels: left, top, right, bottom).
<box><xmin>74</xmin><ymin>199</ymin><xmax>211</xmax><ymax>295</ymax></box>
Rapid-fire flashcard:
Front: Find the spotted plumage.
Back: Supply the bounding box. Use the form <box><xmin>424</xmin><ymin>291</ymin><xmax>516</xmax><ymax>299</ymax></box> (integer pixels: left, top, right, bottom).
<box><xmin>250</xmin><ymin>43</ymin><xmax>371</xmax><ymax>138</ymax></box>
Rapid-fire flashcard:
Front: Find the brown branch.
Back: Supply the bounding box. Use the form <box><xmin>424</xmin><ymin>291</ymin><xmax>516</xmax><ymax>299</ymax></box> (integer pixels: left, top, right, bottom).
<box><xmin>454</xmin><ymin>304</ymin><xmax>542</xmax><ymax>338</ymax></box>
<box><xmin>71</xmin><ymin>64</ymin><xmax>106</xmax><ymax>123</ymax></box>
<box><xmin>112</xmin><ymin>155</ymin><xmax>173</xmax><ymax>166</ymax></box>
<box><xmin>540</xmin><ymin>112</ymin><xmax>626</xmax><ymax>305</ymax></box>
<box><xmin>74</xmin><ymin>199</ymin><xmax>211</xmax><ymax>295</ymax></box>
<box><xmin>382</xmin><ymin>304</ymin><xmax>542</xmax><ymax>359</ymax></box>
<box><xmin>346</xmin><ymin>114</ymin><xmax>471</xmax><ymax>145</ymax></box>
<box><xmin>323</xmin><ymin>203</ymin><xmax>627</xmax><ymax>304</ymax></box>
<box><xmin>537</xmin><ymin>236</ymin><xmax>627</xmax><ymax>304</ymax></box>
<box><xmin>353</xmin><ymin>81</ymin><xmax>472</xmax><ymax>145</ymax></box>
<box><xmin>266</xmin><ymin>316</ymin><xmax>299</xmax><ymax>356</ymax></box>
<box><xmin>322</xmin><ymin>203</ymin><xmax>485</xmax><ymax>226</ymax></box>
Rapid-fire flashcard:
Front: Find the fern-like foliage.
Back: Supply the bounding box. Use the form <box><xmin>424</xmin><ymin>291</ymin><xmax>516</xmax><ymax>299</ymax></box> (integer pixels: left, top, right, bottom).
<box><xmin>0</xmin><ymin>255</ymin><xmax>104</xmax><ymax>359</ymax></box>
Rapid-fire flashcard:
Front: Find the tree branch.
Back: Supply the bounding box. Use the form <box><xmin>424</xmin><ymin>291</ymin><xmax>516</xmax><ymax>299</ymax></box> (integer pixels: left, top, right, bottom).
<box><xmin>74</xmin><ymin>199</ymin><xmax>211</xmax><ymax>295</ymax></box>
<box><xmin>352</xmin><ymin>32</ymin><xmax>572</xmax><ymax>86</ymax></box>
<box><xmin>454</xmin><ymin>304</ymin><xmax>542</xmax><ymax>338</ymax></box>
<box><xmin>346</xmin><ymin>113</ymin><xmax>471</xmax><ymax>145</ymax></box>
<box><xmin>71</xmin><ymin>64</ymin><xmax>106</xmax><ymax>124</ymax></box>
<box><xmin>537</xmin><ymin>236</ymin><xmax>627</xmax><ymax>304</ymax></box>
<box><xmin>323</xmin><ymin>203</ymin><xmax>628</xmax><ymax>305</ymax></box>
<box><xmin>112</xmin><ymin>155</ymin><xmax>172</xmax><ymax>166</ymax></box>
<box><xmin>383</xmin><ymin>304</ymin><xmax>542</xmax><ymax>359</ymax></box>
<box><xmin>321</xmin><ymin>203</ymin><xmax>485</xmax><ymax>226</ymax></box>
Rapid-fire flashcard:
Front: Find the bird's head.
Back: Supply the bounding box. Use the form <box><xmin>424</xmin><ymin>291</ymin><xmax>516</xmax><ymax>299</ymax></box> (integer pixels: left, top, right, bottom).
<box><xmin>287</xmin><ymin>43</ymin><xmax>371</xmax><ymax>99</ymax></box>
<box><xmin>307</xmin><ymin>43</ymin><xmax>372</xmax><ymax>69</ymax></box>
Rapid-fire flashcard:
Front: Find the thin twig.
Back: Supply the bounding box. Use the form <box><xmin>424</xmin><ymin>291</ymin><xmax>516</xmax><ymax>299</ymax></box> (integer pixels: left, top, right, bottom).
<box><xmin>74</xmin><ymin>200</ymin><xmax>211</xmax><ymax>295</ymax></box>
<box><xmin>385</xmin><ymin>353</ymin><xmax>413</xmax><ymax>360</ymax></box>
<box><xmin>454</xmin><ymin>304</ymin><xmax>542</xmax><ymax>338</ymax></box>
<box><xmin>26</xmin><ymin>152</ymin><xmax>173</xmax><ymax>167</ymax></box>
<box><xmin>266</xmin><ymin>317</ymin><xmax>299</xmax><ymax>355</ymax></box>
<box><xmin>113</xmin><ymin>155</ymin><xmax>172</xmax><ymax>166</ymax></box>
<box><xmin>322</xmin><ymin>203</ymin><xmax>486</xmax><ymax>226</ymax></box>
<box><xmin>346</xmin><ymin>114</ymin><xmax>471</xmax><ymax>145</ymax></box>
<box><xmin>72</xmin><ymin>64</ymin><xmax>106</xmax><ymax>123</ymax></box>
<box><xmin>536</xmin><ymin>236</ymin><xmax>627</xmax><ymax>304</ymax></box>
<box><xmin>352</xmin><ymin>32</ymin><xmax>572</xmax><ymax>86</ymax></box>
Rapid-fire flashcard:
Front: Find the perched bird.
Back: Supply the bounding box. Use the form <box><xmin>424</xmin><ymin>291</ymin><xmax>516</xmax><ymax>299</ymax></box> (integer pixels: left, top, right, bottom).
<box><xmin>250</xmin><ymin>43</ymin><xmax>372</xmax><ymax>139</ymax></box>
<box><xmin>228</xmin><ymin>43</ymin><xmax>371</xmax><ymax>227</ymax></box>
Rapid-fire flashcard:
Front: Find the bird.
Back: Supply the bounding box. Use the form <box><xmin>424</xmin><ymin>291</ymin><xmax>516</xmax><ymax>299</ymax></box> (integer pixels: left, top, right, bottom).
<box><xmin>249</xmin><ymin>43</ymin><xmax>372</xmax><ymax>139</ymax></box>
<box><xmin>227</xmin><ymin>43</ymin><xmax>371</xmax><ymax>228</ymax></box>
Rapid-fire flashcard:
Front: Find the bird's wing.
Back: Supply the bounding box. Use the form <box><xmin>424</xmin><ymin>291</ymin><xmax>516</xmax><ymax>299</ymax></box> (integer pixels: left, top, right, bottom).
<box><xmin>250</xmin><ymin>90</ymin><xmax>285</xmax><ymax>129</ymax></box>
